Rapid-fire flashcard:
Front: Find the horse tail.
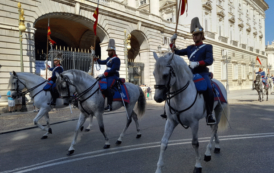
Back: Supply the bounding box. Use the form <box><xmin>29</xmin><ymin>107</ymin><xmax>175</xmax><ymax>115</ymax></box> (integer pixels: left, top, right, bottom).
<box><xmin>136</xmin><ymin>86</ymin><xmax>146</xmax><ymax>118</ymax></box>
<box><xmin>219</xmin><ymin>103</ymin><xmax>230</xmax><ymax>131</ymax></box>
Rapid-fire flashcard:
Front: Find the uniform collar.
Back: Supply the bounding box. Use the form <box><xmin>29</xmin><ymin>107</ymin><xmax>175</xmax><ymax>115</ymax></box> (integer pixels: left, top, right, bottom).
<box><xmin>195</xmin><ymin>42</ymin><xmax>203</xmax><ymax>46</ymax></box>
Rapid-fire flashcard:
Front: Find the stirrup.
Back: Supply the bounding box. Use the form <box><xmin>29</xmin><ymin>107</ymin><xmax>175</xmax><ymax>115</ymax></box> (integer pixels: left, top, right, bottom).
<box><xmin>160</xmin><ymin>113</ymin><xmax>167</xmax><ymax>119</ymax></box>
<box><xmin>206</xmin><ymin>114</ymin><xmax>216</xmax><ymax>125</ymax></box>
<box><xmin>104</xmin><ymin>105</ymin><xmax>112</xmax><ymax>112</ymax></box>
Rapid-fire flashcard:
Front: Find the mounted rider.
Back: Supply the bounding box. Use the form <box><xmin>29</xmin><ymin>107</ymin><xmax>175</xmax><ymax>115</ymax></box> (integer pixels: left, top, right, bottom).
<box><xmin>254</xmin><ymin>68</ymin><xmax>267</xmax><ymax>86</ymax></box>
<box><xmin>46</xmin><ymin>52</ymin><xmax>64</xmax><ymax>105</ymax></box>
<box><xmin>169</xmin><ymin>17</ymin><xmax>215</xmax><ymax>125</ymax></box>
<box><xmin>91</xmin><ymin>39</ymin><xmax>121</xmax><ymax>111</ymax></box>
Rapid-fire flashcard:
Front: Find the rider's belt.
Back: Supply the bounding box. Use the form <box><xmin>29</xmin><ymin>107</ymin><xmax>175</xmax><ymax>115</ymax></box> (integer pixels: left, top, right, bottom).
<box><xmin>107</xmin><ymin>67</ymin><xmax>119</xmax><ymax>72</ymax></box>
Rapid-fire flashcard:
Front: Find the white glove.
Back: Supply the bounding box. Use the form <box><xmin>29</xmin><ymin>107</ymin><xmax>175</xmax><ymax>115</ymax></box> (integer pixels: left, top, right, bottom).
<box><xmin>97</xmin><ymin>74</ymin><xmax>105</xmax><ymax>78</ymax></box>
<box><xmin>190</xmin><ymin>61</ymin><xmax>199</xmax><ymax>69</ymax></box>
<box><xmin>170</xmin><ymin>33</ymin><xmax>177</xmax><ymax>42</ymax></box>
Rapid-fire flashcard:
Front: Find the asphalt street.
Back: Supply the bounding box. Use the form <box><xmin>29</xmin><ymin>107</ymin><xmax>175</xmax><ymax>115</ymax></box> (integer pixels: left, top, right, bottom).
<box><xmin>1</xmin><ymin>97</ymin><xmax>274</xmax><ymax>173</ymax></box>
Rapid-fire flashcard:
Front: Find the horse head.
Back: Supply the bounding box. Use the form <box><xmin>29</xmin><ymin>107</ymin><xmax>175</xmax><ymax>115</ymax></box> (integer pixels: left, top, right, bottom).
<box><xmin>9</xmin><ymin>71</ymin><xmax>25</xmax><ymax>99</ymax></box>
<box><xmin>56</xmin><ymin>72</ymin><xmax>77</xmax><ymax>102</ymax></box>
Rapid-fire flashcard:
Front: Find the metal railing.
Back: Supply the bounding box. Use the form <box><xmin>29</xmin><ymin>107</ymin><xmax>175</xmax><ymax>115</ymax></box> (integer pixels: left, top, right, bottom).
<box><xmin>249</xmin><ymin>47</ymin><xmax>253</xmax><ymax>52</ymax></box>
<box><xmin>241</xmin><ymin>44</ymin><xmax>246</xmax><ymax>49</ymax></box>
<box><xmin>218</xmin><ymin>36</ymin><xmax>228</xmax><ymax>43</ymax></box>
<box><xmin>230</xmin><ymin>40</ymin><xmax>238</xmax><ymax>47</ymax></box>
<box><xmin>262</xmin><ymin>51</ymin><xmax>265</xmax><ymax>55</ymax></box>
<box><xmin>205</xmin><ymin>31</ymin><xmax>215</xmax><ymax>39</ymax></box>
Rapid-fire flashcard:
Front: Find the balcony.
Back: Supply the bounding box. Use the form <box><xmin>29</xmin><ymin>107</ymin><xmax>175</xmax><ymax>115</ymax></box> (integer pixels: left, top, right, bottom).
<box><xmin>218</xmin><ymin>36</ymin><xmax>228</xmax><ymax>43</ymax></box>
<box><xmin>262</xmin><ymin>51</ymin><xmax>265</xmax><ymax>55</ymax></box>
<box><xmin>249</xmin><ymin>47</ymin><xmax>253</xmax><ymax>52</ymax></box>
<box><xmin>241</xmin><ymin>44</ymin><xmax>246</xmax><ymax>49</ymax></box>
<box><xmin>230</xmin><ymin>40</ymin><xmax>238</xmax><ymax>47</ymax></box>
<box><xmin>205</xmin><ymin>31</ymin><xmax>215</xmax><ymax>39</ymax></box>
<box><xmin>256</xmin><ymin>49</ymin><xmax>259</xmax><ymax>53</ymax></box>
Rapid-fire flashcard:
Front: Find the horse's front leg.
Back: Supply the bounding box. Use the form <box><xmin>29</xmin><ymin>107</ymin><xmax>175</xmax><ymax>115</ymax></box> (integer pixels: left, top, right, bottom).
<box><xmin>257</xmin><ymin>90</ymin><xmax>261</xmax><ymax>101</ymax></box>
<box><xmin>204</xmin><ymin>124</ymin><xmax>217</xmax><ymax>162</ymax></box>
<box><xmin>67</xmin><ymin>112</ymin><xmax>87</xmax><ymax>155</ymax></box>
<box><xmin>95</xmin><ymin>110</ymin><xmax>110</xmax><ymax>149</ymax></box>
<box><xmin>85</xmin><ymin>114</ymin><xmax>94</xmax><ymax>132</ymax></box>
<box><xmin>41</xmin><ymin>112</ymin><xmax>52</xmax><ymax>139</ymax></box>
<box><xmin>191</xmin><ymin>122</ymin><xmax>202</xmax><ymax>173</ymax></box>
<box><xmin>155</xmin><ymin>119</ymin><xmax>177</xmax><ymax>173</ymax></box>
<box><xmin>33</xmin><ymin>107</ymin><xmax>50</xmax><ymax>139</ymax></box>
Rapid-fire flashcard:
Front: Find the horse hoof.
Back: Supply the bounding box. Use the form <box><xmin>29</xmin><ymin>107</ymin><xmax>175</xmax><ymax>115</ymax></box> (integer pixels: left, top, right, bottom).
<box><xmin>204</xmin><ymin>155</ymin><xmax>211</xmax><ymax>162</ymax></box>
<box><xmin>80</xmin><ymin>126</ymin><xmax>84</xmax><ymax>131</ymax></box>
<box><xmin>67</xmin><ymin>150</ymin><xmax>74</xmax><ymax>156</ymax></box>
<box><xmin>48</xmin><ymin>128</ymin><xmax>52</xmax><ymax>134</ymax></box>
<box><xmin>85</xmin><ymin>129</ymin><xmax>90</xmax><ymax>132</ymax></box>
<box><xmin>193</xmin><ymin>167</ymin><xmax>202</xmax><ymax>173</ymax></box>
<box><xmin>214</xmin><ymin>148</ymin><xmax>220</xmax><ymax>153</ymax></box>
<box><xmin>103</xmin><ymin>144</ymin><xmax>110</xmax><ymax>149</ymax></box>
<box><xmin>136</xmin><ymin>134</ymin><xmax>142</xmax><ymax>138</ymax></box>
<box><xmin>116</xmin><ymin>140</ymin><xmax>122</xmax><ymax>145</ymax></box>
<box><xmin>41</xmin><ymin>136</ymin><xmax>48</xmax><ymax>139</ymax></box>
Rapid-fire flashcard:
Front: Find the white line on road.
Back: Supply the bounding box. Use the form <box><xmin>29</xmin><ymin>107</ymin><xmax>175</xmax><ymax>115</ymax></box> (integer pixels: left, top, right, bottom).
<box><xmin>2</xmin><ymin>132</ymin><xmax>274</xmax><ymax>173</ymax></box>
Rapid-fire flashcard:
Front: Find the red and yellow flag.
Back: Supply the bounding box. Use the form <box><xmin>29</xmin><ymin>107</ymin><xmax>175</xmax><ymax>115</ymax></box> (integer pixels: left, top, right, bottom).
<box><xmin>47</xmin><ymin>26</ymin><xmax>56</xmax><ymax>45</ymax></box>
<box><xmin>93</xmin><ymin>7</ymin><xmax>99</xmax><ymax>35</ymax></box>
<box><xmin>180</xmin><ymin>0</ymin><xmax>188</xmax><ymax>15</ymax></box>
<box><xmin>256</xmin><ymin>56</ymin><xmax>262</xmax><ymax>65</ymax></box>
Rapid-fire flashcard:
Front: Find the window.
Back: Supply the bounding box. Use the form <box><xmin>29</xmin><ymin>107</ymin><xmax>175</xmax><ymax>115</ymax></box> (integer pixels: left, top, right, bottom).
<box><xmin>233</xmin><ymin>64</ymin><xmax>239</xmax><ymax>80</ymax></box>
<box><xmin>241</xmin><ymin>65</ymin><xmax>246</xmax><ymax>79</ymax></box>
<box><xmin>221</xmin><ymin>62</ymin><xmax>227</xmax><ymax>80</ymax></box>
<box><xmin>140</xmin><ymin>0</ymin><xmax>146</xmax><ymax>5</ymax></box>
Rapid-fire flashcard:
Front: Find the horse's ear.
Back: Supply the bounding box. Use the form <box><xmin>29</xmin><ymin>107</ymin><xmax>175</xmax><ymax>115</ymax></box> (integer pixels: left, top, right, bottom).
<box><xmin>13</xmin><ymin>71</ymin><xmax>17</xmax><ymax>76</ymax></box>
<box><xmin>153</xmin><ymin>52</ymin><xmax>159</xmax><ymax>61</ymax></box>
<box><xmin>56</xmin><ymin>72</ymin><xmax>60</xmax><ymax>78</ymax></box>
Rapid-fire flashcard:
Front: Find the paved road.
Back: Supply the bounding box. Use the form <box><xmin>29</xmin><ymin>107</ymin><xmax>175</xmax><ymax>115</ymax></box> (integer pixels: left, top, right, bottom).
<box><xmin>1</xmin><ymin>98</ymin><xmax>274</xmax><ymax>173</ymax></box>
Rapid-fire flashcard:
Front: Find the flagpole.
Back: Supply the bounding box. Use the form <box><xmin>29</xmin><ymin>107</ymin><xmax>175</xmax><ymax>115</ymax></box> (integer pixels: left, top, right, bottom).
<box><xmin>91</xmin><ymin>0</ymin><xmax>99</xmax><ymax>76</ymax></box>
<box><xmin>172</xmin><ymin>0</ymin><xmax>182</xmax><ymax>52</ymax></box>
<box><xmin>46</xmin><ymin>18</ymin><xmax>49</xmax><ymax>79</ymax></box>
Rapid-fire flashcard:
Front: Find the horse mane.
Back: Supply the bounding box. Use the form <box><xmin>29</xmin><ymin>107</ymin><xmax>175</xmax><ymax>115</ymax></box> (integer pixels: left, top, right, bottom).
<box><xmin>8</xmin><ymin>72</ymin><xmax>45</xmax><ymax>89</ymax></box>
<box><xmin>62</xmin><ymin>69</ymin><xmax>95</xmax><ymax>82</ymax></box>
<box><xmin>156</xmin><ymin>52</ymin><xmax>193</xmax><ymax>81</ymax></box>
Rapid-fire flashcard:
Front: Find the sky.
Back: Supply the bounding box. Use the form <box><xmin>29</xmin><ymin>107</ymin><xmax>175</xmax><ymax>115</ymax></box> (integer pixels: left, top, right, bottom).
<box><xmin>265</xmin><ymin>0</ymin><xmax>274</xmax><ymax>45</ymax></box>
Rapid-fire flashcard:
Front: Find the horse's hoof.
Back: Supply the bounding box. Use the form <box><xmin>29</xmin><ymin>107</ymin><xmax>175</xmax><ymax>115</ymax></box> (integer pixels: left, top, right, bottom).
<box><xmin>116</xmin><ymin>140</ymin><xmax>122</xmax><ymax>145</ymax></box>
<box><xmin>204</xmin><ymin>155</ymin><xmax>211</xmax><ymax>162</ymax></box>
<box><xmin>80</xmin><ymin>126</ymin><xmax>84</xmax><ymax>132</ymax></box>
<box><xmin>41</xmin><ymin>136</ymin><xmax>48</xmax><ymax>139</ymax></box>
<box><xmin>67</xmin><ymin>150</ymin><xmax>74</xmax><ymax>156</ymax></box>
<box><xmin>193</xmin><ymin>167</ymin><xmax>202</xmax><ymax>173</ymax></box>
<box><xmin>85</xmin><ymin>129</ymin><xmax>90</xmax><ymax>132</ymax></box>
<box><xmin>214</xmin><ymin>148</ymin><xmax>220</xmax><ymax>153</ymax></box>
<box><xmin>103</xmin><ymin>144</ymin><xmax>110</xmax><ymax>149</ymax></box>
<box><xmin>136</xmin><ymin>134</ymin><xmax>142</xmax><ymax>138</ymax></box>
<box><xmin>48</xmin><ymin>128</ymin><xmax>52</xmax><ymax>134</ymax></box>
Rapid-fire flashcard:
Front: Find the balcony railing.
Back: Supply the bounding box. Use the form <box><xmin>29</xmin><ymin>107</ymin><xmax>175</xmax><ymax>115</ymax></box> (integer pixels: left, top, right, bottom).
<box><xmin>230</xmin><ymin>40</ymin><xmax>238</xmax><ymax>47</ymax></box>
<box><xmin>218</xmin><ymin>36</ymin><xmax>228</xmax><ymax>43</ymax></box>
<box><xmin>262</xmin><ymin>51</ymin><xmax>265</xmax><ymax>55</ymax></box>
<box><xmin>256</xmin><ymin>49</ymin><xmax>259</xmax><ymax>53</ymax></box>
<box><xmin>249</xmin><ymin>47</ymin><xmax>253</xmax><ymax>52</ymax></box>
<box><xmin>204</xmin><ymin>31</ymin><xmax>215</xmax><ymax>39</ymax></box>
<box><xmin>241</xmin><ymin>44</ymin><xmax>246</xmax><ymax>49</ymax></box>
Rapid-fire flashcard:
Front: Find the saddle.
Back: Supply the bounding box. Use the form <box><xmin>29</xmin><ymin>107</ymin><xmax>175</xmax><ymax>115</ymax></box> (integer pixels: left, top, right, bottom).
<box><xmin>98</xmin><ymin>78</ymin><xmax>130</xmax><ymax>103</ymax></box>
<box><xmin>43</xmin><ymin>81</ymin><xmax>59</xmax><ymax>98</ymax></box>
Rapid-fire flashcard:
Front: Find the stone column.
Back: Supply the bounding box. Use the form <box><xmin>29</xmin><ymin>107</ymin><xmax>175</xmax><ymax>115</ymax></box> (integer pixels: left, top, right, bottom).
<box><xmin>150</xmin><ymin>0</ymin><xmax>159</xmax><ymax>16</ymax></box>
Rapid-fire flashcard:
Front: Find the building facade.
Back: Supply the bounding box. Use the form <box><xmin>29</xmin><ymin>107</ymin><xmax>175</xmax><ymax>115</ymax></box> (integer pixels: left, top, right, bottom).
<box><xmin>0</xmin><ymin>0</ymin><xmax>269</xmax><ymax>111</ymax></box>
<box><xmin>266</xmin><ymin>41</ymin><xmax>274</xmax><ymax>75</ymax></box>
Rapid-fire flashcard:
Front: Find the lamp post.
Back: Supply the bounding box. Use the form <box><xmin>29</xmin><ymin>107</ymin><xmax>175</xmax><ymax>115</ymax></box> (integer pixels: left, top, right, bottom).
<box><xmin>124</xmin><ymin>30</ymin><xmax>131</xmax><ymax>82</ymax></box>
<box><xmin>223</xmin><ymin>50</ymin><xmax>231</xmax><ymax>93</ymax></box>
<box><xmin>267</xmin><ymin>64</ymin><xmax>272</xmax><ymax>75</ymax></box>
<box><xmin>18</xmin><ymin>2</ymin><xmax>27</xmax><ymax>112</ymax></box>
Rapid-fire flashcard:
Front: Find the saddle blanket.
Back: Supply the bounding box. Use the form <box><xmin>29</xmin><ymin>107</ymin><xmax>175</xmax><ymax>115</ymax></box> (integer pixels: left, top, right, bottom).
<box><xmin>43</xmin><ymin>81</ymin><xmax>60</xmax><ymax>98</ymax></box>
<box><xmin>193</xmin><ymin>74</ymin><xmax>227</xmax><ymax>103</ymax></box>
<box><xmin>99</xmin><ymin>78</ymin><xmax>130</xmax><ymax>103</ymax></box>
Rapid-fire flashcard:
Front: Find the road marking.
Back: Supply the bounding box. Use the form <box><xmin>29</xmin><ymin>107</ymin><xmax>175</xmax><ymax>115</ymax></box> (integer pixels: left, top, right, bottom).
<box><xmin>3</xmin><ymin>132</ymin><xmax>274</xmax><ymax>173</ymax></box>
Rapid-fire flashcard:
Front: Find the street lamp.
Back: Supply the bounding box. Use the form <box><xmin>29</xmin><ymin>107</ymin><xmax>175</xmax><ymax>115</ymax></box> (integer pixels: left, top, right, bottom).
<box><xmin>267</xmin><ymin>64</ymin><xmax>272</xmax><ymax>75</ymax></box>
<box><xmin>124</xmin><ymin>30</ymin><xmax>131</xmax><ymax>82</ymax></box>
<box><xmin>18</xmin><ymin>2</ymin><xmax>27</xmax><ymax>112</ymax></box>
<box><xmin>222</xmin><ymin>49</ymin><xmax>231</xmax><ymax>93</ymax></box>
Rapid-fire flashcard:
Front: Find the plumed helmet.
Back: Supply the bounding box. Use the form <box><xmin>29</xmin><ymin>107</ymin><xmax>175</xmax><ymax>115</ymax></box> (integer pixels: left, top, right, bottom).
<box><xmin>190</xmin><ymin>17</ymin><xmax>204</xmax><ymax>34</ymax></box>
<box><xmin>106</xmin><ymin>39</ymin><xmax>116</xmax><ymax>51</ymax></box>
<box><xmin>53</xmin><ymin>52</ymin><xmax>63</xmax><ymax>62</ymax></box>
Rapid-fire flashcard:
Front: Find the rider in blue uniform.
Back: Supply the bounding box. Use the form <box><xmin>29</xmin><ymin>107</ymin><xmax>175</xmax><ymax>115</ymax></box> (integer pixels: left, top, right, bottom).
<box><xmin>92</xmin><ymin>39</ymin><xmax>121</xmax><ymax>111</ymax></box>
<box><xmin>169</xmin><ymin>17</ymin><xmax>215</xmax><ymax>125</ymax></box>
<box><xmin>255</xmin><ymin>68</ymin><xmax>266</xmax><ymax>85</ymax></box>
<box><xmin>46</xmin><ymin>52</ymin><xmax>64</xmax><ymax>105</ymax></box>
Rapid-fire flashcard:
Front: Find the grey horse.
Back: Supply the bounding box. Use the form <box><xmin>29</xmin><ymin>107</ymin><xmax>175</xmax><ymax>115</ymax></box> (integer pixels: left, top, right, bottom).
<box><xmin>55</xmin><ymin>69</ymin><xmax>146</xmax><ymax>155</ymax></box>
<box><xmin>153</xmin><ymin>52</ymin><xmax>230</xmax><ymax>173</ymax></box>
<box><xmin>254</xmin><ymin>74</ymin><xmax>270</xmax><ymax>101</ymax></box>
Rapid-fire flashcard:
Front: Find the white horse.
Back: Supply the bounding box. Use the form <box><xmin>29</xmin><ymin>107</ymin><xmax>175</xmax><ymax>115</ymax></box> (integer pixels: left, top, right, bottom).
<box><xmin>55</xmin><ymin>69</ymin><xmax>146</xmax><ymax>155</ymax></box>
<box><xmin>8</xmin><ymin>72</ymin><xmax>70</xmax><ymax>139</ymax></box>
<box><xmin>153</xmin><ymin>53</ymin><xmax>230</xmax><ymax>173</ymax></box>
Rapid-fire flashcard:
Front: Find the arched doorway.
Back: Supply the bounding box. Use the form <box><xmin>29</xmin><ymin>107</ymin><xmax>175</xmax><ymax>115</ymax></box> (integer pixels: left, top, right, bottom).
<box><xmin>34</xmin><ymin>13</ymin><xmax>109</xmax><ymax>61</ymax></box>
<box><xmin>128</xmin><ymin>30</ymin><xmax>149</xmax><ymax>85</ymax></box>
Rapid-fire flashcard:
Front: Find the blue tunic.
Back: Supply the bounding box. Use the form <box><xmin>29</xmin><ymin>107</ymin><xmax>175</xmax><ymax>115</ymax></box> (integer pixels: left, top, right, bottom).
<box><xmin>97</xmin><ymin>56</ymin><xmax>121</xmax><ymax>88</ymax></box>
<box><xmin>175</xmin><ymin>43</ymin><xmax>214</xmax><ymax>89</ymax></box>
<box><xmin>49</xmin><ymin>65</ymin><xmax>63</xmax><ymax>82</ymax></box>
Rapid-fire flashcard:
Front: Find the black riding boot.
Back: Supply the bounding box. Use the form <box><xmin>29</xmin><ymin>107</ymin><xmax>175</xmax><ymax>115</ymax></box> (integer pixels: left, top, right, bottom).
<box><xmin>51</xmin><ymin>90</ymin><xmax>57</xmax><ymax>106</ymax></box>
<box><xmin>104</xmin><ymin>88</ymin><xmax>113</xmax><ymax>111</ymax></box>
<box><xmin>203</xmin><ymin>89</ymin><xmax>216</xmax><ymax>125</ymax></box>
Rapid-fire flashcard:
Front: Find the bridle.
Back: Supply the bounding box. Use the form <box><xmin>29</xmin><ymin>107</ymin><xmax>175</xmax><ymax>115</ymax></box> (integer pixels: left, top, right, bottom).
<box><xmin>59</xmin><ymin>75</ymin><xmax>100</xmax><ymax>115</ymax></box>
<box><xmin>154</xmin><ymin>53</ymin><xmax>198</xmax><ymax>128</ymax></box>
<box><xmin>11</xmin><ymin>76</ymin><xmax>47</xmax><ymax>98</ymax></box>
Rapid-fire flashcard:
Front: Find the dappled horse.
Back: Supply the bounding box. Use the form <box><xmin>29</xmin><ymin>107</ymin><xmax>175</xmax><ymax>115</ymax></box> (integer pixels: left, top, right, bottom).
<box><xmin>8</xmin><ymin>72</ymin><xmax>70</xmax><ymax>139</ymax></box>
<box><xmin>254</xmin><ymin>74</ymin><xmax>270</xmax><ymax>101</ymax></box>
<box><xmin>55</xmin><ymin>69</ymin><xmax>146</xmax><ymax>155</ymax></box>
<box><xmin>153</xmin><ymin>52</ymin><xmax>230</xmax><ymax>173</ymax></box>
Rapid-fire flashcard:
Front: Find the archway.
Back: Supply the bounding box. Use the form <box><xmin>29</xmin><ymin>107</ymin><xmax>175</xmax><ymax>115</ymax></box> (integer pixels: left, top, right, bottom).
<box><xmin>34</xmin><ymin>13</ymin><xmax>109</xmax><ymax>60</ymax></box>
<box><xmin>128</xmin><ymin>30</ymin><xmax>149</xmax><ymax>85</ymax></box>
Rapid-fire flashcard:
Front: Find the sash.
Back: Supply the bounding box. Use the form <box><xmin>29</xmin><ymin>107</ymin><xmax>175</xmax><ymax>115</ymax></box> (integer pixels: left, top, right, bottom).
<box><xmin>52</xmin><ymin>66</ymin><xmax>63</xmax><ymax>75</ymax></box>
<box><xmin>189</xmin><ymin>44</ymin><xmax>206</xmax><ymax>60</ymax></box>
<box><xmin>107</xmin><ymin>56</ymin><xmax>117</xmax><ymax>65</ymax></box>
